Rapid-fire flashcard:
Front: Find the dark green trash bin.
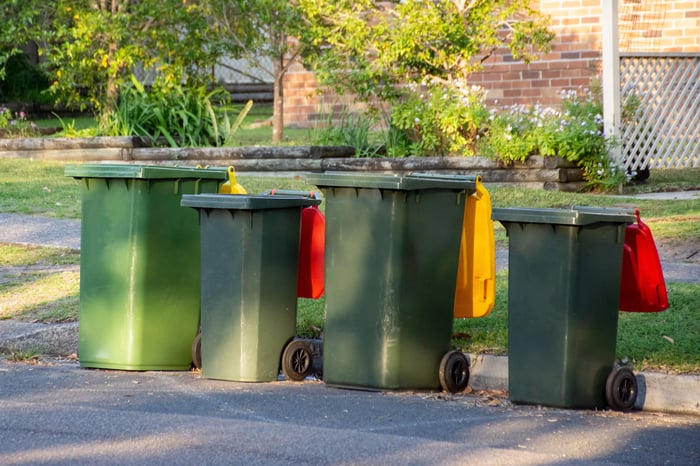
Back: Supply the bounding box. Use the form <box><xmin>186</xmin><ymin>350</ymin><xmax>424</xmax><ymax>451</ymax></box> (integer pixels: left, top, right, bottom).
<box><xmin>65</xmin><ymin>164</ymin><xmax>227</xmax><ymax>371</ymax></box>
<box><xmin>181</xmin><ymin>193</ymin><xmax>320</xmax><ymax>382</ymax></box>
<box><xmin>306</xmin><ymin>172</ymin><xmax>477</xmax><ymax>391</ymax></box>
<box><xmin>492</xmin><ymin>206</ymin><xmax>635</xmax><ymax>409</ymax></box>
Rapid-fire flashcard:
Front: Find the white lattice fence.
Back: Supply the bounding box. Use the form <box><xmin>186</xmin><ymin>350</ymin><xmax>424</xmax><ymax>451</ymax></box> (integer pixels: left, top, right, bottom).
<box><xmin>619</xmin><ymin>53</ymin><xmax>700</xmax><ymax>171</ymax></box>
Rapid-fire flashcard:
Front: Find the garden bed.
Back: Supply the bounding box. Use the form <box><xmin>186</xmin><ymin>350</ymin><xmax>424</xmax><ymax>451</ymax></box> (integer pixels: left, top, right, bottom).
<box><xmin>0</xmin><ymin>136</ymin><xmax>586</xmax><ymax>191</ymax></box>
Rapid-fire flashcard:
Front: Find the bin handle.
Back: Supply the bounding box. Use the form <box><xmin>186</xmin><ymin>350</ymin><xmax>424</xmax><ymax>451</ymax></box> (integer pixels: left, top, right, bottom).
<box><xmin>268</xmin><ymin>189</ymin><xmax>322</xmax><ymax>200</ymax></box>
<box><xmin>219</xmin><ymin>166</ymin><xmax>247</xmax><ymax>195</ymax></box>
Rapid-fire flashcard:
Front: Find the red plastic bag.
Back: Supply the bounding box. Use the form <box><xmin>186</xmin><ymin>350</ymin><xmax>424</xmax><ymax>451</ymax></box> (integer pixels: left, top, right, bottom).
<box><xmin>619</xmin><ymin>209</ymin><xmax>668</xmax><ymax>312</ymax></box>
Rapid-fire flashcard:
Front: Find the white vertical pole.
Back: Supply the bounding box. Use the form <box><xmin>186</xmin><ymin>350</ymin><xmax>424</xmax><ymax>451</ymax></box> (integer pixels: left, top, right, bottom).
<box><xmin>601</xmin><ymin>0</ymin><xmax>621</xmax><ymax>163</ymax></box>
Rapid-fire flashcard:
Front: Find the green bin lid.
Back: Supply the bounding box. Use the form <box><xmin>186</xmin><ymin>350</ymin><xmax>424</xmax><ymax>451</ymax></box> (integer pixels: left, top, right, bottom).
<box><xmin>64</xmin><ymin>163</ymin><xmax>228</xmax><ymax>180</ymax></box>
<box><xmin>181</xmin><ymin>194</ymin><xmax>321</xmax><ymax>210</ymax></box>
<box><xmin>306</xmin><ymin>172</ymin><xmax>477</xmax><ymax>191</ymax></box>
<box><xmin>492</xmin><ymin>206</ymin><xmax>635</xmax><ymax>226</ymax></box>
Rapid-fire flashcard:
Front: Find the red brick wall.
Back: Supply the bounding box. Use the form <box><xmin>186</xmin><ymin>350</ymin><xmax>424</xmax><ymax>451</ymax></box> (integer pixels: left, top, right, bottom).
<box><xmin>282</xmin><ymin>1</ymin><xmax>700</xmax><ymax>127</ymax></box>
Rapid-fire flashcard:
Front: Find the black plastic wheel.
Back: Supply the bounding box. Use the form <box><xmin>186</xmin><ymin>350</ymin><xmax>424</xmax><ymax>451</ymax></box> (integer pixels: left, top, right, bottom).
<box><xmin>281</xmin><ymin>340</ymin><xmax>313</xmax><ymax>382</ymax></box>
<box><xmin>191</xmin><ymin>332</ymin><xmax>202</xmax><ymax>370</ymax></box>
<box><xmin>439</xmin><ymin>351</ymin><xmax>470</xmax><ymax>393</ymax></box>
<box><xmin>605</xmin><ymin>366</ymin><xmax>638</xmax><ymax>411</ymax></box>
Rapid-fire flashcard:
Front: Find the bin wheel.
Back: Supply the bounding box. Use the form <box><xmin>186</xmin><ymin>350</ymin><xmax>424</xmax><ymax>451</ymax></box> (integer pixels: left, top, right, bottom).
<box><xmin>191</xmin><ymin>332</ymin><xmax>202</xmax><ymax>370</ymax></box>
<box><xmin>605</xmin><ymin>366</ymin><xmax>637</xmax><ymax>411</ymax></box>
<box><xmin>282</xmin><ymin>340</ymin><xmax>313</xmax><ymax>382</ymax></box>
<box><xmin>439</xmin><ymin>351</ymin><xmax>470</xmax><ymax>393</ymax></box>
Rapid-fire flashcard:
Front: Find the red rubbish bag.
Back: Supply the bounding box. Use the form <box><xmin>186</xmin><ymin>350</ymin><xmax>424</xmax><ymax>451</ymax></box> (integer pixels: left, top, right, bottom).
<box><xmin>619</xmin><ymin>209</ymin><xmax>668</xmax><ymax>312</ymax></box>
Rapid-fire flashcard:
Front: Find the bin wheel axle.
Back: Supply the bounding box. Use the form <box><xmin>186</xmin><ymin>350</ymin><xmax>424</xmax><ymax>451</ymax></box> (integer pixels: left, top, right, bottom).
<box><xmin>439</xmin><ymin>351</ymin><xmax>470</xmax><ymax>393</ymax></box>
<box><xmin>605</xmin><ymin>366</ymin><xmax>637</xmax><ymax>411</ymax></box>
<box><xmin>191</xmin><ymin>332</ymin><xmax>202</xmax><ymax>370</ymax></box>
<box><xmin>282</xmin><ymin>340</ymin><xmax>313</xmax><ymax>382</ymax></box>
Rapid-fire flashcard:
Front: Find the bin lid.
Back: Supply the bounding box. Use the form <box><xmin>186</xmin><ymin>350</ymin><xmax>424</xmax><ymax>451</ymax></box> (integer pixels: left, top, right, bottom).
<box><xmin>306</xmin><ymin>172</ymin><xmax>477</xmax><ymax>191</ymax></box>
<box><xmin>181</xmin><ymin>194</ymin><xmax>321</xmax><ymax>210</ymax></box>
<box><xmin>64</xmin><ymin>164</ymin><xmax>228</xmax><ymax>180</ymax></box>
<box><xmin>492</xmin><ymin>206</ymin><xmax>635</xmax><ymax>226</ymax></box>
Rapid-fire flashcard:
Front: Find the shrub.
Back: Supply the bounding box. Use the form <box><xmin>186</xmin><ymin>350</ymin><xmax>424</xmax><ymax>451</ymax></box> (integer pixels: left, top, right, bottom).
<box><xmin>100</xmin><ymin>76</ymin><xmax>251</xmax><ymax>147</ymax></box>
<box><xmin>310</xmin><ymin>110</ymin><xmax>383</xmax><ymax>158</ymax></box>
<box><xmin>382</xmin><ymin>82</ymin><xmax>627</xmax><ymax>190</ymax></box>
<box><xmin>391</xmin><ymin>81</ymin><xmax>490</xmax><ymax>156</ymax></box>
<box><xmin>0</xmin><ymin>53</ymin><xmax>52</xmax><ymax>105</ymax></box>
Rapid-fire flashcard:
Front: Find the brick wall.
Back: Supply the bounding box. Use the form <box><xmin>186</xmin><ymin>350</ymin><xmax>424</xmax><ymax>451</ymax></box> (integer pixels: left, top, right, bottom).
<box><xmin>282</xmin><ymin>0</ymin><xmax>700</xmax><ymax>128</ymax></box>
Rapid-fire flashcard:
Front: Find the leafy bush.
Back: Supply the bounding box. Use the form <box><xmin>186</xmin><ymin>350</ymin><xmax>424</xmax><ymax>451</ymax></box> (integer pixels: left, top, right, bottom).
<box><xmin>477</xmin><ymin>104</ymin><xmax>559</xmax><ymax>163</ymax></box>
<box><xmin>310</xmin><ymin>109</ymin><xmax>384</xmax><ymax>157</ymax></box>
<box><xmin>388</xmin><ymin>80</ymin><xmax>626</xmax><ymax>190</ymax></box>
<box><xmin>391</xmin><ymin>81</ymin><xmax>490</xmax><ymax>156</ymax></box>
<box><xmin>553</xmin><ymin>89</ymin><xmax>626</xmax><ymax>190</ymax></box>
<box><xmin>100</xmin><ymin>76</ymin><xmax>251</xmax><ymax>147</ymax></box>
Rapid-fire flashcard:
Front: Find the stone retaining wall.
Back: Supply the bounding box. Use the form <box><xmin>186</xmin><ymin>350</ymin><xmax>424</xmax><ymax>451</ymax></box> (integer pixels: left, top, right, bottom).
<box><xmin>0</xmin><ymin>136</ymin><xmax>586</xmax><ymax>191</ymax></box>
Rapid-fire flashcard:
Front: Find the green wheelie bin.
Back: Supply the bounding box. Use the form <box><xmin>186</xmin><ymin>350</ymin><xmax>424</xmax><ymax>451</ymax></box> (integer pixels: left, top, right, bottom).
<box><xmin>65</xmin><ymin>164</ymin><xmax>227</xmax><ymax>371</ymax></box>
<box><xmin>306</xmin><ymin>172</ymin><xmax>478</xmax><ymax>392</ymax></box>
<box><xmin>181</xmin><ymin>193</ymin><xmax>321</xmax><ymax>383</ymax></box>
<box><xmin>492</xmin><ymin>206</ymin><xmax>636</xmax><ymax>409</ymax></box>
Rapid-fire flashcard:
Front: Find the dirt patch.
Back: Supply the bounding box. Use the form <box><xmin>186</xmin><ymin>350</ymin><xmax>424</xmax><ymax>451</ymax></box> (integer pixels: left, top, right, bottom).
<box><xmin>655</xmin><ymin>237</ymin><xmax>700</xmax><ymax>264</ymax></box>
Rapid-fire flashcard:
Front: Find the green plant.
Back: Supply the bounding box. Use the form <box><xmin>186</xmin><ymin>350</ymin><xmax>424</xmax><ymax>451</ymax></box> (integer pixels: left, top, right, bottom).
<box><xmin>0</xmin><ymin>107</ymin><xmax>41</xmax><ymax>138</ymax></box>
<box><xmin>208</xmin><ymin>99</ymin><xmax>254</xmax><ymax>147</ymax></box>
<box><xmin>6</xmin><ymin>349</ymin><xmax>41</xmax><ymax>362</ymax></box>
<box><xmin>101</xmin><ymin>76</ymin><xmax>252</xmax><ymax>147</ymax></box>
<box><xmin>391</xmin><ymin>81</ymin><xmax>490</xmax><ymax>156</ymax></box>
<box><xmin>53</xmin><ymin>113</ymin><xmax>100</xmax><ymax>138</ymax></box>
<box><xmin>381</xmin><ymin>123</ymin><xmax>413</xmax><ymax>158</ymax></box>
<box><xmin>554</xmin><ymin>89</ymin><xmax>624</xmax><ymax>189</ymax></box>
<box><xmin>310</xmin><ymin>109</ymin><xmax>382</xmax><ymax>157</ymax></box>
<box><xmin>477</xmin><ymin>104</ymin><xmax>558</xmax><ymax>162</ymax></box>
<box><xmin>477</xmin><ymin>87</ymin><xmax>627</xmax><ymax>191</ymax></box>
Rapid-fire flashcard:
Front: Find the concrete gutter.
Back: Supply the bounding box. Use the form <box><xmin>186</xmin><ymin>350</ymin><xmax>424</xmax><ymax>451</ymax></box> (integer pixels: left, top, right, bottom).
<box><xmin>0</xmin><ymin>321</ymin><xmax>697</xmax><ymax>416</ymax></box>
<box><xmin>468</xmin><ymin>353</ymin><xmax>700</xmax><ymax>416</ymax></box>
<box><xmin>0</xmin><ymin>320</ymin><xmax>78</xmax><ymax>357</ymax></box>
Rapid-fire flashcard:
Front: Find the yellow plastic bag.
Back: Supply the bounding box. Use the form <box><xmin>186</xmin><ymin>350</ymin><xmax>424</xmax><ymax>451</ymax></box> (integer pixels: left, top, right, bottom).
<box><xmin>453</xmin><ymin>177</ymin><xmax>496</xmax><ymax>318</ymax></box>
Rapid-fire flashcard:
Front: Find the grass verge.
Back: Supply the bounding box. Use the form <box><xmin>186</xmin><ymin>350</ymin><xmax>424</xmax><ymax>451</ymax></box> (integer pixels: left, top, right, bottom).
<box><xmin>0</xmin><ymin>244</ymin><xmax>80</xmax><ymax>323</ymax></box>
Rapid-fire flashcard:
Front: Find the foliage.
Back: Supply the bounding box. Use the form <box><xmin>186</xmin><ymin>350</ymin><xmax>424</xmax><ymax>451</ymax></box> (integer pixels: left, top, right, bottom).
<box><xmin>391</xmin><ymin>81</ymin><xmax>490</xmax><ymax>156</ymax></box>
<box><xmin>0</xmin><ymin>53</ymin><xmax>52</xmax><ymax>105</ymax></box>
<box><xmin>477</xmin><ymin>104</ymin><xmax>556</xmax><ymax>162</ymax></box>
<box><xmin>476</xmin><ymin>88</ymin><xmax>627</xmax><ymax>190</ymax></box>
<box><xmin>101</xmin><ymin>76</ymin><xmax>252</xmax><ymax>147</ymax></box>
<box><xmin>0</xmin><ymin>107</ymin><xmax>41</xmax><ymax>138</ymax></box>
<box><xmin>43</xmin><ymin>0</ymin><xmax>222</xmax><ymax>114</ymax></box>
<box><xmin>5</xmin><ymin>350</ymin><xmax>41</xmax><ymax>363</ymax></box>
<box><xmin>0</xmin><ymin>0</ymin><xmax>46</xmax><ymax>79</ymax></box>
<box><xmin>299</xmin><ymin>0</ymin><xmax>554</xmax><ymax>104</ymax></box>
<box><xmin>310</xmin><ymin>109</ymin><xmax>383</xmax><ymax>157</ymax></box>
<box><xmin>556</xmin><ymin>90</ymin><xmax>626</xmax><ymax>190</ymax></box>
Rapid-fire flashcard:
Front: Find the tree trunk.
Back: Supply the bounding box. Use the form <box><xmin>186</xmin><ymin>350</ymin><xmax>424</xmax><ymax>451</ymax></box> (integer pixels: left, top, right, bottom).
<box><xmin>103</xmin><ymin>41</ymin><xmax>119</xmax><ymax>115</ymax></box>
<box><xmin>272</xmin><ymin>54</ymin><xmax>284</xmax><ymax>144</ymax></box>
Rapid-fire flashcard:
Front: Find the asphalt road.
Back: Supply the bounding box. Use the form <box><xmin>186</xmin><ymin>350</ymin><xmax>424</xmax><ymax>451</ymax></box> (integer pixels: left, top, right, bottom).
<box><xmin>1</xmin><ymin>359</ymin><xmax>698</xmax><ymax>465</ymax></box>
